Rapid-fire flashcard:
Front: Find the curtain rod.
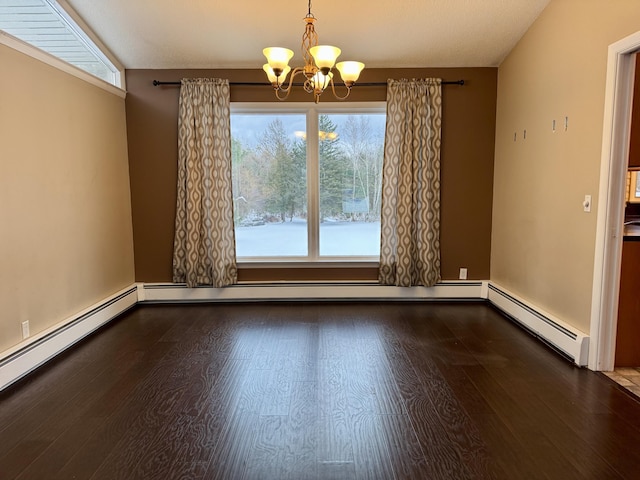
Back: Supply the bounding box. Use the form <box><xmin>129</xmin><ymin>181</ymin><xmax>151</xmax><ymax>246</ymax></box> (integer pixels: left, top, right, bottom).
<box><xmin>152</xmin><ymin>79</ymin><xmax>465</xmax><ymax>87</ymax></box>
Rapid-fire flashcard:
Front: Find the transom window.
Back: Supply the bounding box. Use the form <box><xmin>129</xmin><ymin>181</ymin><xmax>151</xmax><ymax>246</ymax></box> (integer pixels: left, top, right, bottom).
<box><xmin>0</xmin><ymin>0</ymin><xmax>122</xmax><ymax>87</ymax></box>
<box><xmin>231</xmin><ymin>103</ymin><xmax>385</xmax><ymax>262</ymax></box>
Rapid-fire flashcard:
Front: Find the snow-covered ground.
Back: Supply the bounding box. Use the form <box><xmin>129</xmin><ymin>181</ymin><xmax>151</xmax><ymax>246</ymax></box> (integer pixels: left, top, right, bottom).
<box><xmin>235</xmin><ymin>220</ymin><xmax>381</xmax><ymax>257</ymax></box>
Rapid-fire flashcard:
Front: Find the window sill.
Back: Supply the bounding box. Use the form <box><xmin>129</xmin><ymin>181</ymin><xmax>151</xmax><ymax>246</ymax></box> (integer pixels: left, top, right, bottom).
<box><xmin>236</xmin><ymin>262</ymin><xmax>379</xmax><ymax>282</ymax></box>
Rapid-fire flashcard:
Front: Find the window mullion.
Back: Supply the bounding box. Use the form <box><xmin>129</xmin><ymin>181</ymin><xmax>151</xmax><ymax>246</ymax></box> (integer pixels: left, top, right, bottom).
<box><xmin>307</xmin><ymin>108</ymin><xmax>320</xmax><ymax>260</ymax></box>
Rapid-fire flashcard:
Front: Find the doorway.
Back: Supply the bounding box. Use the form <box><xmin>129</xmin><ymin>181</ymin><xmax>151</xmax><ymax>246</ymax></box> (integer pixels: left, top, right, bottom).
<box><xmin>590</xmin><ymin>31</ymin><xmax>640</xmax><ymax>371</ymax></box>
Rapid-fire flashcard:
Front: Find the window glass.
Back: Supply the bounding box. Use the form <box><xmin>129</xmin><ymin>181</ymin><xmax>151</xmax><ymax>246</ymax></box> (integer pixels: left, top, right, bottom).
<box><xmin>231</xmin><ymin>114</ymin><xmax>308</xmax><ymax>257</ymax></box>
<box><xmin>231</xmin><ymin>105</ymin><xmax>385</xmax><ymax>261</ymax></box>
<box><xmin>319</xmin><ymin>113</ymin><xmax>384</xmax><ymax>256</ymax></box>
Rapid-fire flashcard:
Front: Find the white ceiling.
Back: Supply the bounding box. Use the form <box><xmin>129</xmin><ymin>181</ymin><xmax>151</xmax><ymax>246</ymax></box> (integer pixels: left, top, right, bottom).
<box><xmin>66</xmin><ymin>0</ymin><xmax>551</xmax><ymax>70</ymax></box>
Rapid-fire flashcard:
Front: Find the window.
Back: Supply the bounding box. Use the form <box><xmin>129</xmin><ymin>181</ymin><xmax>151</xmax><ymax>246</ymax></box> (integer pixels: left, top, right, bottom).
<box><xmin>231</xmin><ymin>103</ymin><xmax>385</xmax><ymax>262</ymax></box>
<box><xmin>0</xmin><ymin>0</ymin><xmax>122</xmax><ymax>87</ymax></box>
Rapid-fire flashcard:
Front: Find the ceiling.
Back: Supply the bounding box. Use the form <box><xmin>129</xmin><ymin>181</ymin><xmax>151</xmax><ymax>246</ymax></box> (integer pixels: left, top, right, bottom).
<box><xmin>66</xmin><ymin>0</ymin><xmax>551</xmax><ymax>70</ymax></box>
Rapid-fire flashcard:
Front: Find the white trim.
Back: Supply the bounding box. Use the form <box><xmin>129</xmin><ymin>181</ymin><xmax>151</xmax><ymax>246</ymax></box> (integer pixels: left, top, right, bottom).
<box><xmin>307</xmin><ymin>108</ymin><xmax>320</xmax><ymax>261</ymax></box>
<box><xmin>231</xmin><ymin>102</ymin><xmax>386</xmax><ymax>262</ymax></box>
<box><xmin>590</xmin><ymin>31</ymin><xmax>640</xmax><ymax>371</ymax></box>
<box><xmin>136</xmin><ymin>282</ymin><xmax>147</xmax><ymax>302</ymax></box>
<box><xmin>488</xmin><ymin>283</ymin><xmax>590</xmax><ymax>366</ymax></box>
<box><xmin>141</xmin><ymin>281</ymin><xmax>486</xmax><ymax>303</ymax></box>
<box><xmin>49</xmin><ymin>0</ymin><xmax>125</xmax><ymax>89</ymax></box>
<box><xmin>0</xmin><ymin>284</ymin><xmax>139</xmax><ymax>391</ymax></box>
<box><xmin>0</xmin><ymin>31</ymin><xmax>126</xmax><ymax>99</ymax></box>
<box><xmin>480</xmin><ymin>281</ymin><xmax>490</xmax><ymax>299</ymax></box>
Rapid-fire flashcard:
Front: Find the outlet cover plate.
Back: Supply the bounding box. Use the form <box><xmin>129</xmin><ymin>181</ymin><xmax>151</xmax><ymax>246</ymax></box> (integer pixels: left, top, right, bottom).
<box><xmin>21</xmin><ymin>321</ymin><xmax>30</xmax><ymax>339</ymax></box>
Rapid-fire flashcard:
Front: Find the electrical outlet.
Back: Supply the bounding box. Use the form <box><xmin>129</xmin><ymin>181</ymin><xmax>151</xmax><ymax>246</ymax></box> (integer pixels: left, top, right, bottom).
<box><xmin>459</xmin><ymin>268</ymin><xmax>468</xmax><ymax>280</ymax></box>
<box><xmin>21</xmin><ymin>321</ymin><xmax>30</xmax><ymax>339</ymax></box>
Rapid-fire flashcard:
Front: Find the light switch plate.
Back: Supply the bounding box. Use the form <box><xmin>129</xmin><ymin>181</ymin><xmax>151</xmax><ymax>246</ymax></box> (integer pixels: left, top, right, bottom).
<box><xmin>583</xmin><ymin>195</ymin><xmax>592</xmax><ymax>212</ymax></box>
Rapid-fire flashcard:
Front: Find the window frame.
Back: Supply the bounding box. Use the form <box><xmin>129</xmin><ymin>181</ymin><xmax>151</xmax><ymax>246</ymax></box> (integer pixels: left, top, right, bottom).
<box><xmin>0</xmin><ymin>0</ymin><xmax>125</xmax><ymax>92</ymax></box>
<box><xmin>231</xmin><ymin>101</ymin><xmax>386</xmax><ymax>266</ymax></box>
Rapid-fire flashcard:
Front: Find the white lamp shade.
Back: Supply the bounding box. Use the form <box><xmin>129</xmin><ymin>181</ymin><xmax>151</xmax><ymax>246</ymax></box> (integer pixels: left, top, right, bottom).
<box><xmin>263</xmin><ymin>47</ymin><xmax>294</xmax><ymax>71</ymax></box>
<box><xmin>336</xmin><ymin>61</ymin><xmax>365</xmax><ymax>83</ymax></box>
<box><xmin>311</xmin><ymin>71</ymin><xmax>333</xmax><ymax>91</ymax></box>
<box><xmin>263</xmin><ymin>64</ymin><xmax>290</xmax><ymax>83</ymax></box>
<box><xmin>309</xmin><ymin>45</ymin><xmax>341</xmax><ymax>69</ymax></box>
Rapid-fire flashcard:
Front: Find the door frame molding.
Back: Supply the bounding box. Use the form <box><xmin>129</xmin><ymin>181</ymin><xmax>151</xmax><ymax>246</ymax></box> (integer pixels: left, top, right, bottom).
<box><xmin>590</xmin><ymin>31</ymin><xmax>640</xmax><ymax>370</ymax></box>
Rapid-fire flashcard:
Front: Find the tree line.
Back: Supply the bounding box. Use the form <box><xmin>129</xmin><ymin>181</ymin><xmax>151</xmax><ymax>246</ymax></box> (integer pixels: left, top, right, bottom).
<box><xmin>231</xmin><ymin>115</ymin><xmax>383</xmax><ymax>225</ymax></box>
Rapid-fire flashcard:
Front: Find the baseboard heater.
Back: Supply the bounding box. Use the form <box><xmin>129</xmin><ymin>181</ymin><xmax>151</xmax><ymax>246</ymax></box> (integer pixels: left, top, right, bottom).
<box><xmin>140</xmin><ymin>281</ymin><xmax>486</xmax><ymax>303</ymax></box>
<box><xmin>0</xmin><ymin>280</ymin><xmax>590</xmax><ymax>391</ymax></box>
<box><xmin>0</xmin><ymin>285</ymin><xmax>139</xmax><ymax>391</ymax></box>
<box><xmin>487</xmin><ymin>283</ymin><xmax>589</xmax><ymax>366</ymax></box>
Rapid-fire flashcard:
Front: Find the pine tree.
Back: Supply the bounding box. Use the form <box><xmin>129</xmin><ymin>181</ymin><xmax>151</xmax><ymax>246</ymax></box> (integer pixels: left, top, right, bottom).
<box><xmin>260</xmin><ymin>119</ymin><xmax>306</xmax><ymax>222</ymax></box>
<box><xmin>318</xmin><ymin>115</ymin><xmax>347</xmax><ymax>221</ymax></box>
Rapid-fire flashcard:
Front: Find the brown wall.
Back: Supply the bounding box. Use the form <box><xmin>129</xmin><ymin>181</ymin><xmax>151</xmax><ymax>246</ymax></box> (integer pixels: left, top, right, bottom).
<box><xmin>126</xmin><ymin>67</ymin><xmax>497</xmax><ymax>282</ymax></box>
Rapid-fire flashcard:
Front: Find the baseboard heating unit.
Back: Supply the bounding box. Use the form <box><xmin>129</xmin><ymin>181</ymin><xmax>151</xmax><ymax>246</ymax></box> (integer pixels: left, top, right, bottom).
<box><xmin>0</xmin><ymin>285</ymin><xmax>139</xmax><ymax>391</ymax></box>
<box><xmin>487</xmin><ymin>283</ymin><xmax>589</xmax><ymax>366</ymax></box>
<box><xmin>140</xmin><ymin>281</ymin><xmax>486</xmax><ymax>303</ymax></box>
<box><xmin>0</xmin><ymin>280</ymin><xmax>591</xmax><ymax>391</ymax></box>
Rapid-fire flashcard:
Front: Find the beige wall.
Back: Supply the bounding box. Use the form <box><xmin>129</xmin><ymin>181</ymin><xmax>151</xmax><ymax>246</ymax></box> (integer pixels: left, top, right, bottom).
<box><xmin>0</xmin><ymin>44</ymin><xmax>135</xmax><ymax>353</ymax></box>
<box><xmin>492</xmin><ymin>0</ymin><xmax>640</xmax><ymax>333</ymax></box>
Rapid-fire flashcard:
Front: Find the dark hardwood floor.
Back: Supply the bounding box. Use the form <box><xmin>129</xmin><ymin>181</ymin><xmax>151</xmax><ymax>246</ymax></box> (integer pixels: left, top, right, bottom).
<box><xmin>1</xmin><ymin>301</ymin><xmax>640</xmax><ymax>479</ymax></box>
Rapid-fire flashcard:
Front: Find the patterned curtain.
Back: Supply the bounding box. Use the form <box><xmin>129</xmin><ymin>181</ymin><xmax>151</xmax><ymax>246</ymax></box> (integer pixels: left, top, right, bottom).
<box><xmin>379</xmin><ymin>78</ymin><xmax>442</xmax><ymax>287</ymax></box>
<box><xmin>172</xmin><ymin>78</ymin><xmax>237</xmax><ymax>288</ymax></box>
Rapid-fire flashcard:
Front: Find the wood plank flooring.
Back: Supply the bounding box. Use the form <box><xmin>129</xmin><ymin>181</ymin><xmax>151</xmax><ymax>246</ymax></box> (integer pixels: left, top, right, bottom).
<box><xmin>1</xmin><ymin>301</ymin><xmax>640</xmax><ymax>479</ymax></box>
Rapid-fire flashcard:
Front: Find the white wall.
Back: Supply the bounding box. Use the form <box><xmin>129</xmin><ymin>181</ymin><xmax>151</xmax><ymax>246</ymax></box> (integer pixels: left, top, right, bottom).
<box><xmin>0</xmin><ymin>43</ymin><xmax>135</xmax><ymax>353</ymax></box>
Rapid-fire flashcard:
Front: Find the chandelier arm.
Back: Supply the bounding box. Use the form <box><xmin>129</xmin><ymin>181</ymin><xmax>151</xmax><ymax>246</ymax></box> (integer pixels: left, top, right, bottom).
<box><xmin>328</xmin><ymin>77</ymin><xmax>352</xmax><ymax>101</ymax></box>
<box><xmin>275</xmin><ymin>88</ymin><xmax>292</xmax><ymax>101</ymax></box>
<box><xmin>275</xmin><ymin>67</ymin><xmax>306</xmax><ymax>95</ymax></box>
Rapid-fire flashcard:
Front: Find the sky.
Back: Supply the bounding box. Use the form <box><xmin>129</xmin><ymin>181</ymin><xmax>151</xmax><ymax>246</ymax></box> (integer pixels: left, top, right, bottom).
<box><xmin>231</xmin><ymin>112</ymin><xmax>386</xmax><ymax>149</ymax></box>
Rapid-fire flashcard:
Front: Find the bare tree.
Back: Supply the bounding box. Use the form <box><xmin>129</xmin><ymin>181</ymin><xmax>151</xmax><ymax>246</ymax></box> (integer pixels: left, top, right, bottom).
<box><xmin>341</xmin><ymin>116</ymin><xmax>383</xmax><ymax>220</ymax></box>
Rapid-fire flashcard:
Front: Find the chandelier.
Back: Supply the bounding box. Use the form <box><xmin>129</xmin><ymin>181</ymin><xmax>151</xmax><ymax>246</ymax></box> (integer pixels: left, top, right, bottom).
<box><xmin>262</xmin><ymin>0</ymin><xmax>365</xmax><ymax>103</ymax></box>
